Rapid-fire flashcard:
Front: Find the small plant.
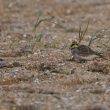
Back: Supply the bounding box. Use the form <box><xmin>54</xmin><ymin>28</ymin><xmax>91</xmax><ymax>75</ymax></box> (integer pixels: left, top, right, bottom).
<box><xmin>30</xmin><ymin>13</ymin><xmax>54</xmax><ymax>52</ymax></box>
<box><xmin>88</xmin><ymin>30</ymin><xmax>102</xmax><ymax>47</ymax></box>
<box><xmin>88</xmin><ymin>26</ymin><xmax>110</xmax><ymax>47</ymax></box>
<box><xmin>31</xmin><ymin>32</ymin><xmax>44</xmax><ymax>51</ymax></box>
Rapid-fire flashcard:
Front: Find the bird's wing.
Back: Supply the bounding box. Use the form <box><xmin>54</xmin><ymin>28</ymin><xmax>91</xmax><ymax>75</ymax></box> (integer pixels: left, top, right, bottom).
<box><xmin>77</xmin><ymin>45</ymin><xmax>94</xmax><ymax>56</ymax></box>
<box><xmin>78</xmin><ymin>45</ymin><xmax>106</xmax><ymax>59</ymax></box>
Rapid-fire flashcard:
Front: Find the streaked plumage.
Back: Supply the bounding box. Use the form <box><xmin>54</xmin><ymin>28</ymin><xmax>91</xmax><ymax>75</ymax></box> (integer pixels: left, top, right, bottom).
<box><xmin>70</xmin><ymin>41</ymin><xmax>104</xmax><ymax>63</ymax></box>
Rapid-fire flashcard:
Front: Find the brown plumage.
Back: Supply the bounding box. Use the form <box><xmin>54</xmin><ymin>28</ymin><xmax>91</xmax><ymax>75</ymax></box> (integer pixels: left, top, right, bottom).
<box><xmin>70</xmin><ymin>41</ymin><xmax>105</xmax><ymax>63</ymax></box>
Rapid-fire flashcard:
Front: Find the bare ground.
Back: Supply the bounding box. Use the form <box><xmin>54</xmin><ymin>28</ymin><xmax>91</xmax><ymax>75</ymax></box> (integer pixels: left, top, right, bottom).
<box><xmin>0</xmin><ymin>0</ymin><xmax>110</xmax><ymax>110</ymax></box>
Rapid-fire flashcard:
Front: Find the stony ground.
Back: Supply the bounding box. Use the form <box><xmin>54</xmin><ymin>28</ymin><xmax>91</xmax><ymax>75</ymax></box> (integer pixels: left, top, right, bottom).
<box><xmin>0</xmin><ymin>0</ymin><xmax>110</xmax><ymax>110</ymax></box>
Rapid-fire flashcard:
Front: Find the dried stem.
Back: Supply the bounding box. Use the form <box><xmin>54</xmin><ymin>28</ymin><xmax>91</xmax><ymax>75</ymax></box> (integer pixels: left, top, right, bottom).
<box><xmin>33</xmin><ymin>15</ymin><xmax>54</xmax><ymax>32</ymax></box>
<box><xmin>78</xmin><ymin>21</ymin><xmax>89</xmax><ymax>44</ymax></box>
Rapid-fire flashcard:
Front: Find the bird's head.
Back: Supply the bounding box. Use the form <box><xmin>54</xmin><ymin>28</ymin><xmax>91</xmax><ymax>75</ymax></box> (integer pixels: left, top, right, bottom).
<box><xmin>70</xmin><ymin>40</ymin><xmax>79</xmax><ymax>49</ymax></box>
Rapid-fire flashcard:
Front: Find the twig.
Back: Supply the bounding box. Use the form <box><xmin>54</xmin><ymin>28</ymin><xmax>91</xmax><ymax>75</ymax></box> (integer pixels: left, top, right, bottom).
<box><xmin>33</xmin><ymin>15</ymin><xmax>54</xmax><ymax>32</ymax></box>
<box><xmin>78</xmin><ymin>21</ymin><xmax>89</xmax><ymax>44</ymax></box>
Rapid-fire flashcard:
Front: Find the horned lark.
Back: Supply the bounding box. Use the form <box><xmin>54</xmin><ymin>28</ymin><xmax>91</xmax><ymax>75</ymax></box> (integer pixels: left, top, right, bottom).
<box><xmin>70</xmin><ymin>40</ymin><xmax>104</xmax><ymax>63</ymax></box>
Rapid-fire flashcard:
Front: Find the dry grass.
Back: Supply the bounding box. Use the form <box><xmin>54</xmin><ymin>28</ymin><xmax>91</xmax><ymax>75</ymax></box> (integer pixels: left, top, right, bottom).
<box><xmin>0</xmin><ymin>0</ymin><xmax>110</xmax><ymax>110</ymax></box>
<box><xmin>0</xmin><ymin>74</ymin><xmax>34</xmax><ymax>85</ymax></box>
<box><xmin>88</xmin><ymin>61</ymin><xmax>110</xmax><ymax>74</ymax></box>
<box><xmin>83</xmin><ymin>104</ymin><xmax>109</xmax><ymax>110</ymax></box>
<box><xmin>60</xmin><ymin>73</ymin><xmax>97</xmax><ymax>88</ymax></box>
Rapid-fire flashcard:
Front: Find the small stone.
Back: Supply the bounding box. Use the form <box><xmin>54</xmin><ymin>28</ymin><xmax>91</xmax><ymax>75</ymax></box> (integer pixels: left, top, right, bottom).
<box><xmin>0</xmin><ymin>61</ymin><xmax>7</xmax><ymax>68</ymax></box>
<box><xmin>0</xmin><ymin>58</ymin><xmax>4</xmax><ymax>61</ymax></box>
<box><xmin>70</xmin><ymin>68</ymin><xmax>76</xmax><ymax>74</ymax></box>
<box><xmin>13</xmin><ymin>62</ymin><xmax>22</xmax><ymax>67</ymax></box>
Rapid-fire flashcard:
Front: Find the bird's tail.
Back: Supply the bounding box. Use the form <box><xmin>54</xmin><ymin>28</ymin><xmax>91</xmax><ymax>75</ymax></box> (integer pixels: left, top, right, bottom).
<box><xmin>95</xmin><ymin>52</ymin><xmax>107</xmax><ymax>60</ymax></box>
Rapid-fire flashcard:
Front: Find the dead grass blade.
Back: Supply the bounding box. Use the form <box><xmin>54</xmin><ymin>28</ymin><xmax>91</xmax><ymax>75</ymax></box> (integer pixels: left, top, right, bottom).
<box><xmin>33</xmin><ymin>13</ymin><xmax>54</xmax><ymax>32</ymax></box>
<box><xmin>78</xmin><ymin>21</ymin><xmax>89</xmax><ymax>44</ymax></box>
<box><xmin>31</xmin><ymin>14</ymin><xmax>54</xmax><ymax>51</ymax></box>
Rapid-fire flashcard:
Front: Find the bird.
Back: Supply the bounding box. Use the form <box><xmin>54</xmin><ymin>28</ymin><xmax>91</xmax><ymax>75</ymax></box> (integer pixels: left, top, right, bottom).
<box><xmin>70</xmin><ymin>40</ymin><xmax>105</xmax><ymax>63</ymax></box>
